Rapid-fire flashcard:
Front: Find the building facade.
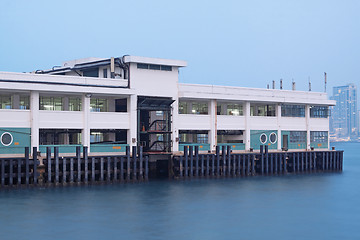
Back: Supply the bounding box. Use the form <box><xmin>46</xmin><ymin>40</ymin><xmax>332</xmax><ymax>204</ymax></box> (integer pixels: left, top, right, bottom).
<box><xmin>0</xmin><ymin>56</ymin><xmax>334</xmax><ymax>156</ymax></box>
<box><xmin>330</xmin><ymin>84</ymin><xmax>358</xmax><ymax>141</ymax></box>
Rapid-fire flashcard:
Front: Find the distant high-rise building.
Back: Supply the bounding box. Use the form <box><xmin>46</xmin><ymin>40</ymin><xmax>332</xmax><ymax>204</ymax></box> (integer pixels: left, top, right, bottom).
<box><xmin>330</xmin><ymin>84</ymin><xmax>358</xmax><ymax>140</ymax></box>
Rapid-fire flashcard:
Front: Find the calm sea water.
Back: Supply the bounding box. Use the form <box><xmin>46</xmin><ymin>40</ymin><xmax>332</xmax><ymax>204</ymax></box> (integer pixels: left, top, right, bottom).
<box><xmin>0</xmin><ymin>142</ymin><xmax>359</xmax><ymax>240</ymax></box>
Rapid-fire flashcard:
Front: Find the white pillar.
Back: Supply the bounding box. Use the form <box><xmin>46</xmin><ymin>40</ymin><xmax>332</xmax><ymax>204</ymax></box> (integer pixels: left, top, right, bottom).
<box><xmin>128</xmin><ymin>95</ymin><xmax>137</xmax><ymax>151</ymax></box>
<box><xmin>172</xmin><ymin>97</ymin><xmax>179</xmax><ymax>152</ymax></box>
<box><xmin>13</xmin><ymin>94</ymin><xmax>20</xmax><ymax>109</ymax></box>
<box><xmin>209</xmin><ymin>99</ymin><xmax>217</xmax><ymax>152</ymax></box>
<box><xmin>277</xmin><ymin>104</ymin><xmax>282</xmax><ymax>150</ymax></box>
<box><xmin>306</xmin><ymin>105</ymin><xmax>311</xmax><ymax>150</ymax></box>
<box><xmin>63</xmin><ymin>97</ymin><xmax>69</xmax><ymax>111</ymax></box>
<box><xmin>82</xmin><ymin>94</ymin><xmax>90</xmax><ymax>150</ymax></box>
<box><xmin>245</xmin><ymin>101</ymin><xmax>251</xmax><ymax>151</ymax></box>
<box><xmin>30</xmin><ymin>91</ymin><xmax>39</xmax><ymax>154</ymax></box>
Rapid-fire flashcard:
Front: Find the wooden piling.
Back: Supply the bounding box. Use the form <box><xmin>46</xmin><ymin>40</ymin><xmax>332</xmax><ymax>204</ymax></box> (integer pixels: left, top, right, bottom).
<box><xmin>62</xmin><ymin>157</ymin><xmax>67</xmax><ymax>184</ymax></box>
<box><xmin>25</xmin><ymin>147</ymin><xmax>29</xmax><ymax>185</ymax></box>
<box><xmin>184</xmin><ymin>146</ymin><xmax>188</xmax><ymax>178</ymax></box>
<box><xmin>17</xmin><ymin>159</ymin><xmax>21</xmax><ymax>186</ymax></box>
<box><xmin>1</xmin><ymin>160</ymin><xmax>4</xmax><ymax>187</ymax></box>
<box><xmin>145</xmin><ymin>156</ymin><xmax>149</xmax><ymax>180</ymax></box>
<box><xmin>132</xmin><ymin>146</ymin><xmax>137</xmax><ymax>180</ymax></box>
<box><xmin>100</xmin><ymin>157</ymin><xmax>104</xmax><ymax>182</ymax></box>
<box><xmin>83</xmin><ymin>146</ymin><xmax>88</xmax><ymax>183</ymax></box>
<box><xmin>126</xmin><ymin>146</ymin><xmax>130</xmax><ymax>181</ymax></box>
<box><xmin>91</xmin><ymin>157</ymin><xmax>95</xmax><ymax>182</ymax></box>
<box><xmin>55</xmin><ymin>147</ymin><xmax>59</xmax><ymax>184</ymax></box>
<box><xmin>33</xmin><ymin>147</ymin><xmax>37</xmax><ymax>185</ymax></box>
<box><xmin>201</xmin><ymin>155</ymin><xmax>204</xmax><ymax>177</ymax></box>
<box><xmin>189</xmin><ymin>146</ymin><xmax>194</xmax><ymax>177</ymax></box>
<box><xmin>70</xmin><ymin>157</ymin><xmax>74</xmax><ymax>183</ymax></box>
<box><xmin>107</xmin><ymin>157</ymin><xmax>111</xmax><ymax>182</ymax></box>
<box><xmin>76</xmin><ymin>146</ymin><xmax>81</xmax><ymax>183</ymax></box>
<box><xmin>195</xmin><ymin>146</ymin><xmax>199</xmax><ymax>177</ymax></box>
<box><xmin>222</xmin><ymin>145</ymin><xmax>226</xmax><ymax>176</ymax></box>
<box><xmin>139</xmin><ymin>146</ymin><xmax>143</xmax><ymax>180</ymax></box>
<box><xmin>216</xmin><ymin>146</ymin><xmax>220</xmax><ymax>177</ymax></box>
<box><xmin>47</xmin><ymin>147</ymin><xmax>51</xmax><ymax>183</ymax></box>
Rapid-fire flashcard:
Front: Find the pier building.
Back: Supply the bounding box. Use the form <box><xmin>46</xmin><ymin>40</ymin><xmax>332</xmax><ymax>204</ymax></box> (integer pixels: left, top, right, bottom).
<box><xmin>0</xmin><ymin>55</ymin><xmax>335</xmax><ymax>157</ymax></box>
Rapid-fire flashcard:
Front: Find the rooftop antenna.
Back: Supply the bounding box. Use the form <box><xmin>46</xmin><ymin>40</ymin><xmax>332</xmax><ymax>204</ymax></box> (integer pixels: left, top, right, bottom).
<box><xmin>308</xmin><ymin>76</ymin><xmax>311</xmax><ymax>91</ymax></box>
<box><xmin>272</xmin><ymin>80</ymin><xmax>275</xmax><ymax>89</ymax></box>
<box><xmin>324</xmin><ymin>72</ymin><xmax>327</xmax><ymax>92</ymax></box>
<box><xmin>280</xmin><ymin>79</ymin><xmax>283</xmax><ymax>90</ymax></box>
<box><xmin>292</xmin><ymin>78</ymin><xmax>296</xmax><ymax>90</ymax></box>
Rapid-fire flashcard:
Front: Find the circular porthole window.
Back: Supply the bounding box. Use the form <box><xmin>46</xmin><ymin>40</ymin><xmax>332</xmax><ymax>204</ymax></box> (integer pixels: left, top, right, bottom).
<box><xmin>269</xmin><ymin>132</ymin><xmax>277</xmax><ymax>144</ymax></box>
<box><xmin>260</xmin><ymin>133</ymin><xmax>267</xmax><ymax>144</ymax></box>
<box><xmin>1</xmin><ymin>132</ymin><xmax>13</xmax><ymax>146</ymax></box>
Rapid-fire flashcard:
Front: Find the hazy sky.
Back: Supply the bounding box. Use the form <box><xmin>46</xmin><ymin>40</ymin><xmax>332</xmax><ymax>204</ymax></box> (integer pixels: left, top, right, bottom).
<box><xmin>0</xmin><ymin>0</ymin><xmax>359</xmax><ymax>95</ymax></box>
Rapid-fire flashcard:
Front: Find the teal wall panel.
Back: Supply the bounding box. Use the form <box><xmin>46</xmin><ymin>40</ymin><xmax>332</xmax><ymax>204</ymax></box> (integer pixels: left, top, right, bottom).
<box><xmin>179</xmin><ymin>143</ymin><xmax>211</xmax><ymax>151</ymax></box>
<box><xmin>217</xmin><ymin>143</ymin><xmax>245</xmax><ymax>150</ymax></box>
<box><xmin>281</xmin><ymin>131</ymin><xmax>307</xmax><ymax>150</ymax></box>
<box><xmin>0</xmin><ymin>128</ymin><xmax>30</xmax><ymax>154</ymax></box>
<box><xmin>39</xmin><ymin>145</ymin><xmax>82</xmax><ymax>154</ymax></box>
<box><xmin>250</xmin><ymin>130</ymin><xmax>278</xmax><ymax>150</ymax></box>
<box><xmin>90</xmin><ymin>144</ymin><xmax>128</xmax><ymax>153</ymax></box>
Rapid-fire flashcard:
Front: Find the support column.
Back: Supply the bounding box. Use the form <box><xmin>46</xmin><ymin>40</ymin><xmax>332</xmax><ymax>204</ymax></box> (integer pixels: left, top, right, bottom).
<box><xmin>82</xmin><ymin>94</ymin><xmax>90</xmax><ymax>151</ymax></box>
<box><xmin>244</xmin><ymin>101</ymin><xmax>251</xmax><ymax>151</ymax></box>
<box><xmin>305</xmin><ymin>105</ymin><xmax>311</xmax><ymax>150</ymax></box>
<box><xmin>13</xmin><ymin>94</ymin><xmax>20</xmax><ymax>109</ymax></box>
<box><xmin>30</xmin><ymin>91</ymin><xmax>39</xmax><ymax>155</ymax></box>
<box><xmin>210</xmin><ymin>99</ymin><xmax>217</xmax><ymax>152</ymax></box>
<box><xmin>277</xmin><ymin>104</ymin><xmax>282</xmax><ymax>150</ymax></box>
<box><xmin>172</xmin><ymin>97</ymin><xmax>179</xmax><ymax>152</ymax></box>
<box><xmin>128</xmin><ymin>95</ymin><xmax>137</xmax><ymax>152</ymax></box>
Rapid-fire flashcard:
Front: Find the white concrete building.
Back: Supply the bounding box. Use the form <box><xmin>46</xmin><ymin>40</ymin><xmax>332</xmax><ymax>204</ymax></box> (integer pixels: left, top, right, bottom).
<box><xmin>0</xmin><ymin>56</ymin><xmax>335</xmax><ymax>156</ymax></box>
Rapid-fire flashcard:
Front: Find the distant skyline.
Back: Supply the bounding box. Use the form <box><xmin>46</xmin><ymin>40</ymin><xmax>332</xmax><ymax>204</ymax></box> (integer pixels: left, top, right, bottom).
<box><xmin>0</xmin><ymin>0</ymin><xmax>359</xmax><ymax>95</ymax></box>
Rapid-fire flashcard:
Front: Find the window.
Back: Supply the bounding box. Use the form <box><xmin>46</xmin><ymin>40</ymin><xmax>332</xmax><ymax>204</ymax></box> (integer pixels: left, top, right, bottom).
<box><xmin>90</xmin><ymin>129</ymin><xmax>127</xmax><ymax>144</ymax></box>
<box><xmin>161</xmin><ymin>65</ymin><xmax>172</xmax><ymax>71</ymax></box>
<box><xmin>217</xmin><ymin>103</ymin><xmax>243</xmax><ymax>116</ymax></box>
<box><xmin>69</xmin><ymin>97</ymin><xmax>82</xmax><ymax>111</ymax></box>
<box><xmin>149</xmin><ymin>64</ymin><xmax>161</xmax><ymax>70</ymax></box>
<box><xmin>226</xmin><ymin>104</ymin><xmax>243</xmax><ymax>116</ymax></box>
<box><xmin>137</xmin><ymin>63</ymin><xmax>149</xmax><ymax>69</ymax></box>
<box><xmin>40</xmin><ymin>97</ymin><xmax>63</xmax><ymax>111</ymax></box>
<box><xmin>191</xmin><ymin>102</ymin><xmax>208</xmax><ymax>114</ymax></box>
<box><xmin>289</xmin><ymin>131</ymin><xmax>306</xmax><ymax>143</ymax></box>
<box><xmin>269</xmin><ymin>132</ymin><xmax>277</xmax><ymax>144</ymax></box>
<box><xmin>281</xmin><ymin>104</ymin><xmax>305</xmax><ymax>117</ymax></box>
<box><xmin>310</xmin><ymin>131</ymin><xmax>328</xmax><ymax>143</ymax></box>
<box><xmin>0</xmin><ymin>95</ymin><xmax>12</xmax><ymax>109</ymax></box>
<box><xmin>179</xmin><ymin>130</ymin><xmax>208</xmax><ymax>144</ymax></box>
<box><xmin>20</xmin><ymin>96</ymin><xmax>30</xmax><ymax>109</ymax></box>
<box><xmin>83</xmin><ymin>68</ymin><xmax>99</xmax><ymax>77</ymax></box>
<box><xmin>179</xmin><ymin>101</ymin><xmax>208</xmax><ymax>114</ymax></box>
<box><xmin>90</xmin><ymin>98</ymin><xmax>108</xmax><ymax>112</ymax></box>
<box><xmin>39</xmin><ymin>129</ymin><xmax>82</xmax><ymax>145</ymax></box>
<box><xmin>260</xmin><ymin>133</ymin><xmax>267</xmax><ymax>144</ymax></box>
<box><xmin>103</xmin><ymin>68</ymin><xmax>108</xmax><ymax>78</ymax></box>
<box><xmin>179</xmin><ymin>102</ymin><xmax>187</xmax><ymax>114</ymax></box>
<box><xmin>310</xmin><ymin>106</ymin><xmax>329</xmax><ymax>118</ymax></box>
<box><xmin>1</xmin><ymin>132</ymin><xmax>13</xmax><ymax>146</ymax></box>
<box><xmin>250</xmin><ymin>104</ymin><xmax>276</xmax><ymax>116</ymax></box>
<box><xmin>196</xmin><ymin>134</ymin><xmax>208</xmax><ymax>144</ymax></box>
<box><xmin>137</xmin><ymin>63</ymin><xmax>172</xmax><ymax>71</ymax></box>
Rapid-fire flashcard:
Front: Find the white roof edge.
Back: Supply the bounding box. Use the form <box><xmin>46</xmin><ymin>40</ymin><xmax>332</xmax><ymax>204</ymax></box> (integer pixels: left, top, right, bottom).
<box><xmin>179</xmin><ymin>83</ymin><xmax>329</xmax><ymax>95</ymax></box>
<box><xmin>123</xmin><ymin>56</ymin><xmax>187</xmax><ymax>67</ymax></box>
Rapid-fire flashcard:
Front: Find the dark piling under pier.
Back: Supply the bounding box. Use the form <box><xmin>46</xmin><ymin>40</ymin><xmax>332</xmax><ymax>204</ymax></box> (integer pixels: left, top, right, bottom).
<box><xmin>0</xmin><ymin>145</ymin><xmax>344</xmax><ymax>189</ymax></box>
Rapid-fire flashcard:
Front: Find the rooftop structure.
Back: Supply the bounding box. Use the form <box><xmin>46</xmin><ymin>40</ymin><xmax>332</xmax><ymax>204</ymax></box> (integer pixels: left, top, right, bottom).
<box><xmin>0</xmin><ymin>55</ymin><xmax>335</xmax><ymax>156</ymax></box>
